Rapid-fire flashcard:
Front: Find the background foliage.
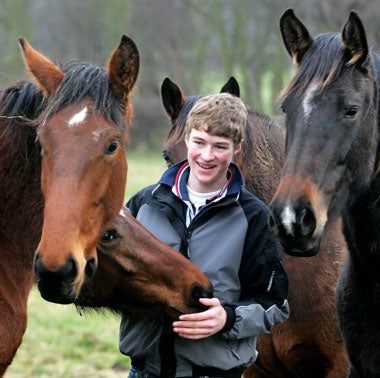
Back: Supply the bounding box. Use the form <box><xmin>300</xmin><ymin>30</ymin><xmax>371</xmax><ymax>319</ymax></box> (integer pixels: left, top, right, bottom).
<box><xmin>2</xmin><ymin>0</ymin><xmax>380</xmax><ymax>376</ymax></box>
<box><xmin>1</xmin><ymin>0</ymin><xmax>379</xmax><ymax>152</ymax></box>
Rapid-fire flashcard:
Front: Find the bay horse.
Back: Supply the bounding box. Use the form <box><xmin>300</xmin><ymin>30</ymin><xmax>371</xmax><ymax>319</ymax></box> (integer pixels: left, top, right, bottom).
<box><xmin>0</xmin><ymin>38</ymin><xmax>212</xmax><ymax>376</ymax></box>
<box><xmin>268</xmin><ymin>9</ymin><xmax>380</xmax><ymax>377</ymax></box>
<box><xmin>0</xmin><ymin>35</ymin><xmax>138</xmax><ymax>376</ymax></box>
<box><xmin>19</xmin><ymin>36</ymin><xmax>139</xmax><ymax>305</ymax></box>
<box><xmin>161</xmin><ymin>77</ymin><xmax>348</xmax><ymax>377</ymax></box>
<box><xmin>0</xmin><ymin>80</ymin><xmax>46</xmax><ymax>376</ymax></box>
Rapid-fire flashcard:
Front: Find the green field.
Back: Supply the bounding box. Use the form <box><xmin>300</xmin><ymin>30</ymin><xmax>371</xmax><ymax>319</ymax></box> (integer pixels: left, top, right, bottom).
<box><xmin>5</xmin><ymin>152</ymin><xmax>166</xmax><ymax>378</ymax></box>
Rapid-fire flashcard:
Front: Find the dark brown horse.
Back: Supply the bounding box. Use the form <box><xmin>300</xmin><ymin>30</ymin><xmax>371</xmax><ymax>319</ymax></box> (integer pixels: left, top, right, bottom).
<box><xmin>269</xmin><ymin>9</ymin><xmax>380</xmax><ymax>377</ymax></box>
<box><xmin>161</xmin><ymin>76</ymin><xmax>348</xmax><ymax>377</ymax></box>
<box><xmin>0</xmin><ymin>37</ymin><xmax>212</xmax><ymax>377</ymax></box>
<box><xmin>0</xmin><ymin>80</ymin><xmax>45</xmax><ymax>376</ymax></box>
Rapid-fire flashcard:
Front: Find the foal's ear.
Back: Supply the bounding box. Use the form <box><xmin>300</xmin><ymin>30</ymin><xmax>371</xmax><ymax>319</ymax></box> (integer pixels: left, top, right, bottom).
<box><xmin>220</xmin><ymin>76</ymin><xmax>240</xmax><ymax>98</ymax></box>
<box><xmin>280</xmin><ymin>8</ymin><xmax>313</xmax><ymax>64</ymax></box>
<box><xmin>108</xmin><ymin>35</ymin><xmax>140</xmax><ymax>102</ymax></box>
<box><xmin>342</xmin><ymin>11</ymin><xmax>368</xmax><ymax>67</ymax></box>
<box><xmin>161</xmin><ymin>77</ymin><xmax>185</xmax><ymax>121</ymax></box>
<box><xmin>19</xmin><ymin>37</ymin><xmax>64</xmax><ymax>97</ymax></box>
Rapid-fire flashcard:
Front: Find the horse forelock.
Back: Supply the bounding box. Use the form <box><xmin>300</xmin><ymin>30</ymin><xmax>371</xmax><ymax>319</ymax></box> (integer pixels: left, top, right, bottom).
<box><xmin>280</xmin><ymin>33</ymin><xmax>347</xmax><ymax>104</ymax></box>
<box><xmin>43</xmin><ymin>61</ymin><xmax>125</xmax><ymax>129</ymax></box>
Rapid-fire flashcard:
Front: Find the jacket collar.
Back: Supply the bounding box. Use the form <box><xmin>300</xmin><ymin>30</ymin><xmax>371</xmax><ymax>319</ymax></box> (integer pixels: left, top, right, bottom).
<box><xmin>159</xmin><ymin>159</ymin><xmax>245</xmax><ymax>200</ymax></box>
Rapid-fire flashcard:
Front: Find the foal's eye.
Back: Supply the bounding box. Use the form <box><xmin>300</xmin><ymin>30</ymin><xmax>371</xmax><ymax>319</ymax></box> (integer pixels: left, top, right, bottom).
<box><xmin>100</xmin><ymin>229</ymin><xmax>120</xmax><ymax>243</ymax></box>
<box><xmin>344</xmin><ymin>106</ymin><xmax>359</xmax><ymax>118</ymax></box>
<box><xmin>162</xmin><ymin>150</ymin><xmax>170</xmax><ymax>162</ymax></box>
<box><xmin>105</xmin><ymin>141</ymin><xmax>120</xmax><ymax>155</ymax></box>
<box><xmin>281</xmin><ymin>105</ymin><xmax>286</xmax><ymax>114</ymax></box>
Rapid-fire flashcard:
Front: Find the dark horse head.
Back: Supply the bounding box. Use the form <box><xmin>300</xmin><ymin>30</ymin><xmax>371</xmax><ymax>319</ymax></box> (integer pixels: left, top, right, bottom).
<box><xmin>269</xmin><ymin>9</ymin><xmax>380</xmax><ymax>256</ymax></box>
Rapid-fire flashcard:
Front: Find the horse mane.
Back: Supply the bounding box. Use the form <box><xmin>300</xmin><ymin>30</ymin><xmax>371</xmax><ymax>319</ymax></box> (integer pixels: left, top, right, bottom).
<box><xmin>43</xmin><ymin>61</ymin><xmax>125</xmax><ymax>129</ymax></box>
<box><xmin>0</xmin><ymin>80</ymin><xmax>46</xmax><ymax>158</ymax></box>
<box><xmin>279</xmin><ymin>33</ymin><xmax>347</xmax><ymax>102</ymax></box>
<box><xmin>0</xmin><ymin>80</ymin><xmax>46</xmax><ymax>124</ymax></box>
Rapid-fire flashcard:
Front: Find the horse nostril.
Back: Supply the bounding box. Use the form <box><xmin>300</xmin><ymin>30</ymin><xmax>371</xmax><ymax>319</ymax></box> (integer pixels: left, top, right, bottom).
<box><xmin>85</xmin><ymin>257</ymin><xmax>97</xmax><ymax>277</ymax></box>
<box><xmin>298</xmin><ymin>206</ymin><xmax>316</xmax><ymax>237</ymax></box>
<box><xmin>189</xmin><ymin>283</ymin><xmax>214</xmax><ymax>310</ymax></box>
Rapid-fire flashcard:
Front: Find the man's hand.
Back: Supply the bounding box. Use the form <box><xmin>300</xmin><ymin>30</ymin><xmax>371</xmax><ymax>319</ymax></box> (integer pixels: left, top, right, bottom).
<box><xmin>172</xmin><ymin>297</ymin><xmax>227</xmax><ymax>339</ymax></box>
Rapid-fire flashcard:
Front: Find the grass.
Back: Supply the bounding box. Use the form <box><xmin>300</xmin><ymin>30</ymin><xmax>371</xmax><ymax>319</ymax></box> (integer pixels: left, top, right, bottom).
<box><xmin>5</xmin><ymin>151</ymin><xmax>166</xmax><ymax>378</ymax></box>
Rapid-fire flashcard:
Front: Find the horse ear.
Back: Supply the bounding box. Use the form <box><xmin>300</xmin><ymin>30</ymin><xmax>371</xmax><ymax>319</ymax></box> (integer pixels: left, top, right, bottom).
<box><xmin>19</xmin><ymin>37</ymin><xmax>64</xmax><ymax>97</ymax></box>
<box><xmin>161</xmin><ymin>77</ymin><xmax>185</xmax><ymax>121</ymax></box>
<box><xmin>220</xmin><ymin>76</ymin><xmax>240</xmax><ymax>97</ymax></box>
<box><xmin>280</xmin><ymin>8</ymin><xmax>313</xmax><ymax>64</ymax></box>
<box><xmin>108</xmin><ymin>35</ymin><xmax>140</xmax><ymax>102</ymax></box>
<box><xmin>342</xmin><ymin>11</ymin><xmax>368</xmax><ymax>67</ymax></box>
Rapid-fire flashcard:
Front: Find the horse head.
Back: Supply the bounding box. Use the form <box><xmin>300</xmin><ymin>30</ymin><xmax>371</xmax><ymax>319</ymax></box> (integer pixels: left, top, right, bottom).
<box><xmin>19</xmin><ymin>36</ymin><xmax>139</xmax><ymax>303</ymax></box>
<box><xmin>269</xmin><ymin>9</ymin><xmax>379</xmax><ymax>256</ymax></box>
<box><xmin>75</xmin><ymin>207</ymin><xmax>214</xmax><ymax>318</ymax></box>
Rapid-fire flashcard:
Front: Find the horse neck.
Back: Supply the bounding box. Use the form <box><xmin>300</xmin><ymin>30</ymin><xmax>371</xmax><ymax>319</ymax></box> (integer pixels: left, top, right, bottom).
<box><xmin>0</xmin><ymin>115</ymin><xmax>43</xmax><ymax>262</ymax></box>
<box><xmin>237</xmin><ymin>111</ymin><xmax>285</xmax><ymax>205</ymax></box>
<box><xmin>342</xmin><ymin>172</ymin><xmax>380</xmax><ymax>274</ymax></box>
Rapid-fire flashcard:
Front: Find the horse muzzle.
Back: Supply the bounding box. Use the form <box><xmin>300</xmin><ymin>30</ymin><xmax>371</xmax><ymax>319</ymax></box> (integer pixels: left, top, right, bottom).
<box><xmin>33</xmin><ymin>252</ymin><xmax>83</xmax><ymax>304</ymax></box>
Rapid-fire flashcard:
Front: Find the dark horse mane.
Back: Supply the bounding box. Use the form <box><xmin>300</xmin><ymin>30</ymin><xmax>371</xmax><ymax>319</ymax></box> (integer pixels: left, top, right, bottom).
<box><xmin>44</xmin><ymin>61</ymin><xmax>125</xmax><ymax>129</ymax></box>
<box><xmin>0</xmin><ymin>80</ymin><xmax>45</xmax><ymax>120</ymax></box>
<box><xmin>0</xmin><ymin>80</ymin><xmax>45</xmax><ymax>251</ymax></box>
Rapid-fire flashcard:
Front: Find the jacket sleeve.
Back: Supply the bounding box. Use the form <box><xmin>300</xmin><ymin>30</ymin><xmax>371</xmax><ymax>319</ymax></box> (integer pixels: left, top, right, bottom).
<box><xmin>221</xmin><ymin>200</ymin><xmax>290</xmax><ymax>340</ymax></box>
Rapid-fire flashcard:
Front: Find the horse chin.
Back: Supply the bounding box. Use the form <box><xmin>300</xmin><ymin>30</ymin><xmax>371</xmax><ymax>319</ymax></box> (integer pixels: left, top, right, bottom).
<box><xmin>37</xmin><ymin>281</ymin><xmax>78</xmax><ymax>305</ymax></box>
<box><xmin>167</xmin><ymin>306</ymin><xmax>184</xmax><ymax>320</ymax></box>
<box><xmin>280</xmin><ymin>235</ymin><xmax>322</xmax><ymax>257</ymax></box>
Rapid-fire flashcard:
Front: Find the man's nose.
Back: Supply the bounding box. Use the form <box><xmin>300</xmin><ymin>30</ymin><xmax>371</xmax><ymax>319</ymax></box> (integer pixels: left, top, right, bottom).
<box><xmin>201</xmin><ymin>145</ymin><xmax>214</xmax><ymax>160</ymax></box>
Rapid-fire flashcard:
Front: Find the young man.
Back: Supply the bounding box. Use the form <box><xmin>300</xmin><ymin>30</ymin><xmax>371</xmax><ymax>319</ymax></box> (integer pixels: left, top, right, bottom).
<box><xmin>122</xmin><ymin>93</ymin><xmax>289</xmax><ymax>378</ymax></box>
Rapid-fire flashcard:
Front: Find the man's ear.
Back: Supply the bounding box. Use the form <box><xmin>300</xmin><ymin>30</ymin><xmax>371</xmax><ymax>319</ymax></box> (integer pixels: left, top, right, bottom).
<box><xmin>185</xmin><ymin>134</ymin><xmax>189</xmax><ymax>147</ymax></box>
<box><xmin>234</xmin><ymin>141</ymin><xmax>242</xmax><ymax>154</ymax></box>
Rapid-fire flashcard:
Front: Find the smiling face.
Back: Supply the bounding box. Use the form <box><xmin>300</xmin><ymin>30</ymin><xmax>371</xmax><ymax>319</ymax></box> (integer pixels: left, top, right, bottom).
<box><xmin>185</xmin><ymin>128</ymin><xmax>241</xmax><ymax>193</ymax></box>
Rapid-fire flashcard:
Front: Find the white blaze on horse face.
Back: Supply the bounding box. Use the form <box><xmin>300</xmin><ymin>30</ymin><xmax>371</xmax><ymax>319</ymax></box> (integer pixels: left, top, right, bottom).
<box><xmin>281</xmin><ymin>205</ymin><xmax>296</xmax><ymax>236</ymax></box>
<box><xmin>92</xmin><ymin>130</ymin><xmax>102</xmax><ymax>142</ymax></box>
<box><xmin>303</xmin><ymin>83</ymin><xmax>320</xmax><ymax>120</ymax></box>
<box><xmin>68</xmin><ymin>106</ymin><xmax>88</xmax><ymax>127</ymax></box>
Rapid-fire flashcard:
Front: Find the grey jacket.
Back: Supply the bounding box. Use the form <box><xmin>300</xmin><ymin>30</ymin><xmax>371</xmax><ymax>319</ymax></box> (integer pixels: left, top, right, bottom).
<box><xmin>120</xmin><ymin>161</ymin><xmax>289</xmax><ymax>377</ymax></box>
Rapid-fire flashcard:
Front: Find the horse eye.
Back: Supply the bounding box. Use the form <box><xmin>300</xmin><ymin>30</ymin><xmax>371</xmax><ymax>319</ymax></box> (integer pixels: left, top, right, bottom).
<box><xmin>281</xmin><ymin>105</ymin><xmax>286</xmax><ymax>114</ymax></box>
<box><xmin>162</xmin><ymin>150</ymin><xmax>173</xmax><ymax>167</ymax></box>
<box><xmin>105</xmin><ymin>141</ymin><xmax>119</xmax><ymax>155</ymax></box>
<box><xmin>345</xmin><ymin>106</ymin><xmax>359</xmax><ymax>118</ymax></box>
<box><xmin>162</xmin><ymin>150</ymin><xmax>170</xmax><ymax>162</ymax></box>
<box><xmin>100</xmin><ymin>229</ymin><xmax>120</xmax><ymax>243</ymax></box>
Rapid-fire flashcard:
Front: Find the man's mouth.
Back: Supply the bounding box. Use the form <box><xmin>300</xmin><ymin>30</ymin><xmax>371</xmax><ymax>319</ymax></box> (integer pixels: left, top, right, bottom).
<box><xmin>197</xmin><ymin>162</ymin><xmax>214</xmax><ymax>170</ymax></box>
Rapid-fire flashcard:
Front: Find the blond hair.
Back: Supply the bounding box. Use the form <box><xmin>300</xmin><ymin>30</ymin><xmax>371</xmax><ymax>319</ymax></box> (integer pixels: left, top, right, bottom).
<box><xmin>185</xmin><ymin>93</ymin><xmax>247</xmax><ymax>146</ymax></box>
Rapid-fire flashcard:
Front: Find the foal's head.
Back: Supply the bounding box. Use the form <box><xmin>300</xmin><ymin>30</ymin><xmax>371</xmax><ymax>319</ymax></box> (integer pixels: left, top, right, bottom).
<box><xmin>76</xmin><ymin>207</ymin><xmax>213</xmax><ymax>318</ymax></box>
<box><xmin>19</xmin><ymin>36</ymin><xmax>139</xmax><ymax>303</ymax></box>
<box><xmin>269</xmin><ymin>9</ymin><xmax>380</xmax><ymax>256</ymax></box>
